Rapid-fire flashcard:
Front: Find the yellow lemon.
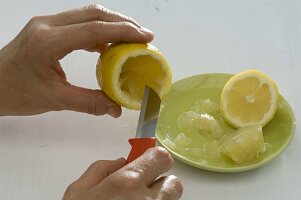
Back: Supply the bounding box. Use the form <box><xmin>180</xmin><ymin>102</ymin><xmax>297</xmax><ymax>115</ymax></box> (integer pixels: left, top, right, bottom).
<box><xmin>96</xmin><ymin>43</ymin><xmax>172</xmax><ymax>110</ymax></box>
<box><xmin>221</xmin><ymin>70</ymin><xmax>279</xmax><ymax>128</ymax></box>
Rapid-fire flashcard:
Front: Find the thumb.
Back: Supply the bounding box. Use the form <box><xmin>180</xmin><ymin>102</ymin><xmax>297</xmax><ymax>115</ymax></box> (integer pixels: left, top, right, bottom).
<box><xmin>74</xmin><ymin>158</ymin><xmax>126</xmax><ymax>190</ymax></box>
<box><xmin>57</xmin><ymin>84</ymin><xmax>121</xmax><ymax>117</ymax></box>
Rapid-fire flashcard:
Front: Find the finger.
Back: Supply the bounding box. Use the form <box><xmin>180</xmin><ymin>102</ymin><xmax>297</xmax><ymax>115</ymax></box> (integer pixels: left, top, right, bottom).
<box><xmin>84</xmin><ymin>43</ymin><xmax>110</xmax><ymax>53</ymax></box>
<box><xmin>57</xmin><ymin>83</ymin><xmax>121</xmax><ymax>117</ymax></box>
<box><xmin>124</xmin><ymin>147</ymin><xmax>174</xmax><ymax>186</ymax></box>
<box><xmin>74</xmin><ymin>158</ymin><xmax>126</xmax><ymax>190</ymax></box>
<box><xmin>51</xmin><ymin>21</ymin><xmax>153</xmax><ymax>59</ymax></box>
<box><xmin>48</xmin><ymin>4</ymin><xmax>141</xmax><ymax>27</ymax></box>
<box><xmin>53</xmin><ymin>61</ymin><xmax>67</xmax><ymax>79</ymax></box>
<box><xmin>151</xmin><ymin>175</ymin><xmax>183</xmax><ymax>200</ymax></box>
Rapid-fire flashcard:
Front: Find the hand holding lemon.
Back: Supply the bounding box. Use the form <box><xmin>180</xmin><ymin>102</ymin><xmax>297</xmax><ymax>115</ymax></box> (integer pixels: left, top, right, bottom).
<box><xmin>0</xmin><ymin>5</ymin><xmax>154</xmax><ymax>117</ymax></box>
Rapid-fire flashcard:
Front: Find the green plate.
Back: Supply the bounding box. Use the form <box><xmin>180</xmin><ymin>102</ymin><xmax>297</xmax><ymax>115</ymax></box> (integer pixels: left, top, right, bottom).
<box><xmin>156</xmin><ymin>73</ymin><xmax>296</xmax><ymax>172</ymax></box>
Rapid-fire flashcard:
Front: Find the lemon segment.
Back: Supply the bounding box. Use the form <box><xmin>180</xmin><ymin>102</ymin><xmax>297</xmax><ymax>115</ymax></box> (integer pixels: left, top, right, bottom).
<box><xmin>96</xmin><ymin>43</ymin><xmax>172</xmax><ymax>110</ymax></box>
<box><xmin>221</xmin><ymin>70</ymin><xmax>279</xmax><ymax>128</ymax></box>
<box><xmin>221</xmin><ymin>125</ymin><xmax>266</xmax><ymax>164</ymax></box>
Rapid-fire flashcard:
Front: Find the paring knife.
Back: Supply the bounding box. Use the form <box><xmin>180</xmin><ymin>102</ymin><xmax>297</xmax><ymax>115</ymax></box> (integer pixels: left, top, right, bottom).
<box><xmin>126</xmin><ymin>86</ymin><xmax>161</xmax><ymax>164</ymax></box>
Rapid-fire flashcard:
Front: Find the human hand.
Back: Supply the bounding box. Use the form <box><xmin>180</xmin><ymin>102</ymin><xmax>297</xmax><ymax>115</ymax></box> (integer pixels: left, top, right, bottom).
<box><xmin>63</xmin><ymin>147</ymin><xmax>183</xmax><ymax>200</ymax></box>
<box><xmin>0</xmin><ymin>4</ymin><xmax>153</xmax><ymax>117</ymax></box>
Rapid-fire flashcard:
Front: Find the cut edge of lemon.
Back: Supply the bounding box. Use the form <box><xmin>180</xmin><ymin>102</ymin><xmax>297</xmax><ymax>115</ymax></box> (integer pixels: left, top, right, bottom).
<box><xmin>96</xmin><ymin>43</ymin><xmax>172</xmax><ymax>110</ymax></box>
<box><xmin>221</xmin><ymin>70</ymin><xmax>279</xmax><ymax>128</ymax></box>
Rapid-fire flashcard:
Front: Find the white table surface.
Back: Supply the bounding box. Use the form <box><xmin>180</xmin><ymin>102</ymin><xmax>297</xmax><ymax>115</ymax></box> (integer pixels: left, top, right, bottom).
<box><xmin>0</xmin><ymin>0</ymin><xmax>300</xmax><ymax>199</ymax></box>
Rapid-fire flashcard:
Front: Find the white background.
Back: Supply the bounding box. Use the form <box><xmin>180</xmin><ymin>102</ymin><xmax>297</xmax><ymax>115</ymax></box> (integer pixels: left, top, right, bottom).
<box><xmin>0</xmin><ymin>0</ymin><xmax>300</xmax><ymax>199</ymax></box>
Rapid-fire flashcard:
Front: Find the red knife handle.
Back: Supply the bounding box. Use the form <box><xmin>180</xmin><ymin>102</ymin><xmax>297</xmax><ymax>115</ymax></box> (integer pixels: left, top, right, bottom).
<box><xmin>126</xmin><ymin>137</ymin><xmax>157</xmax><ymax>164</ymax></box>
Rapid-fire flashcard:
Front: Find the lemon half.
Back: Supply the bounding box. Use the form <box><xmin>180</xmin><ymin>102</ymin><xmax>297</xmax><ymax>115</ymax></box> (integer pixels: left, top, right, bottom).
<box><xmin>96</xmin><ymin>43</ymin><xmax>172</xmax><ymax>110</ymax></box>
<box><xmin>221</xmin><ymin>70</ymin><xmax>279</xmax><ymax>128</ymax></box>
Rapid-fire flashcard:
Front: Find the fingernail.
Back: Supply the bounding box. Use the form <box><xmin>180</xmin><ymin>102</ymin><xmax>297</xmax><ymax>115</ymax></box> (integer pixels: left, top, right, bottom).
<box><xmin>139</xmin><ymin>26</ymin><xmax>153</xmax><ymax>35</ymax></box>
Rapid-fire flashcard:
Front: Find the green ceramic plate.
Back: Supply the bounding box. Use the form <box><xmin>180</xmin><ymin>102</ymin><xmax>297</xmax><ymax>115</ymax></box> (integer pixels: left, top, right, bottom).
<box><xmin>156</xmin><ymin>73</ymin><xmax>296</xmax><ymax>172</ymax></box>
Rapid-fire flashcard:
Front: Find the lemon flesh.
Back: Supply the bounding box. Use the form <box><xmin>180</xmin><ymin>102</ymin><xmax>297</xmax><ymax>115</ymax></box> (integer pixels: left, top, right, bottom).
<box><xmin>222</xmin><ymin>125</ymin><xmax>266</xmax><ymax>164</ymax></box>
<box><xmin>96</xmin><ymin>43</ymin><xmax>172</xmax><ymax>110</ymax></box>
<box><xmin>221</xmin><ymin>70</ymin><xmax>279</xmax><ymax>128</ymax></box>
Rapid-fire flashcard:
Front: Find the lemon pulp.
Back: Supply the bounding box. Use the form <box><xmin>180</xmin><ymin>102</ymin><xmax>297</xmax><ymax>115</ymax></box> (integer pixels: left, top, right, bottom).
<box><xmin>96</xmin><ymin>43</ymin><xmax>172</xmax><ymax>110</ymax></box>
<box><xmin>120</xmin><ymin>55</ymin><xmax>166</xmax><ymax>102</ymax></box>
<box><xmin>221</xmin><ymin>70</ymin><xmax>279</xmax><ymax>128</ymax></box>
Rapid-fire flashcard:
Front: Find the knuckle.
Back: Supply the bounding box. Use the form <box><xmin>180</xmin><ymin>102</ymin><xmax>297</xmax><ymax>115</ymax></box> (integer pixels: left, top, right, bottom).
<box><xmin>89</xmin><ymin>160</ymin><xmax>104</xmax><ymax>168</ymax></box>
<box><xmin>87</xmin><ymin>4</ymin><xmax>108</xmax><ymax>14</ymax></box>
<box><xmin>159</xmin><ymin>175</ymin><xmax>183</xmax><ymax>199</ymax></box>
<box><xmin>81</xmin><ymin>92</ymin><xmax>112</xmax><ymax>116</ymax></box>
<box><xmin>84</xmin><ymin>94</ymin><xmax>98</xmax><ymax>115</ymax></box>
<box><xmin>122</xmin><ymin>172</ymin><xmax>141</xmax><ymax>189</ymax></box>
<box><xmin>19</xmin><ymin>17</ymin><xmax>51</xmax><ymax>57</ymax></box>
<box><xmin>28</xmin><ymin>16</ymin><xmax>42</xmax><ymax>25</ymax></box>
<box><xmin>111</xmin><ymin>171</ymin><xmax>141</xmax><ymax>190</ymax></box>
<box><xmin>32</xmin><ymin>26</ymin><xmax>49</xmax><ymax>41</ymax></box>
<box><xmin>121</xmin><ymin>21</ymin><xmax>137</xmax><ymax>33</ymax></box>
<box><xmin>63</xmin><ymin>181</ymin><xmax>89</xmax><ymax>200</ymax></box>
<box><xmin>87</xmin><ymin>4</ymin><xmax>108</xmax><ymax>16</ymax></box>
<box><xmin>125</xmin><ymin>16</ymin><xmax>139</xmax><ymax>26</ymax></box>
<box><xmin>159</xmin><ymin>190</ymin><xmax>174</xmax><ymax>200</ymax></box>
<box><xmin>64</xmin><ymin>182</ymin><xmax>81</xmax><ymax>197</ymax></box>
<box><xmin>151</xmin><ymin>147</ymin><xmax>174</xmax><ymax>168</ymax></box>
<box><xmin>89</xmin><ymin>21</ymin><xmax>105</xmax><ymax>33</ymax></box>
<box><xmin>119</xmin><ymin>22</ymin><xmax>139</xmax><ymax>41</ymax></box>
<box><xmin>65</xmin><ymin>183</ymin><xmax>75</xmax><ymax>194</ymax></box>
<box><xmin>25</xmin><ymin>18</ymin><xmax>50</xmax><ymax>43</ymax></box>
<box><xmin>169</xmin><ymin>175</ymin><xmax>184</xmax><ymax>197</ymax></box>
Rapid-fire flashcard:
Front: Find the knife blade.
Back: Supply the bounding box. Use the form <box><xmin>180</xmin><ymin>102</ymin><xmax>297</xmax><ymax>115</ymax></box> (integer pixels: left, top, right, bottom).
<box><xmin>126</xmin><ymin>86</ymin><xmax>161</xmax><ymax>163</ymax></box>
